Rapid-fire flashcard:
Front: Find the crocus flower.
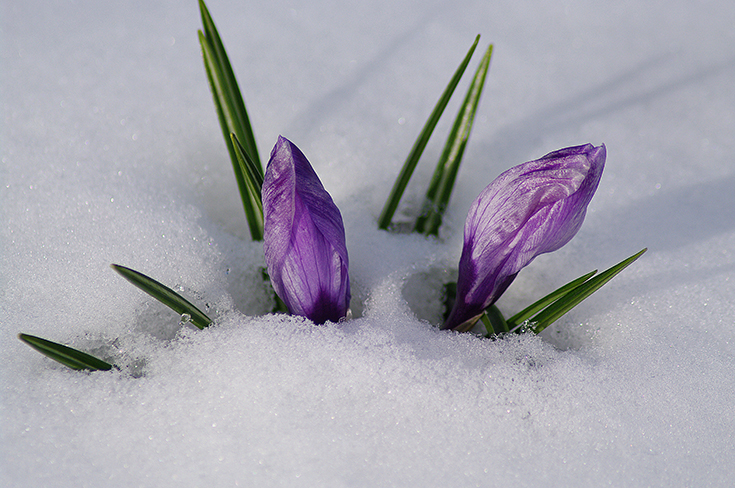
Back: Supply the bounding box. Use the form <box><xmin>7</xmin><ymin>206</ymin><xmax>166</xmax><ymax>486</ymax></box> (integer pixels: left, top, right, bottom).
<box><xmin>262</xmin><ymin>135</ymin><xmax>350</xmax><ymax>324</ymax></box>
<box><xmin>442</xmin><ymin>144</ymin><xmax>606</xmax><ymax>332</ymax></box>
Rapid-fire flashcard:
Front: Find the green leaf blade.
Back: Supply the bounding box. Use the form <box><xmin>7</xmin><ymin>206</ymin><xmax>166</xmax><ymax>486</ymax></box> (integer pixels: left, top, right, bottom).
<box><xmin>506</xmin><ymin>270</ymin><xmax>598</xmax><ymax>330</ymax></box>
<box><xmin>231</xmin><ymin>133</ymin><xmax>265</xmax><ymax>196</ymax></box>
<box><xmin>19</xmin><ymin>334</ymin><xmax>113</xmax><ymax>371</ymax></box>
<box><xmin>199</xmin><ymin>0</ymin><xmax>261</xmax><ymax>173</ymax></box>
<box><xmin>530</xmin><ymin>248</ymin><xmax>648</xmax><ymax>334</ymax></box>
<box><xmin>377</xmin><ymin>35</ymin><xmax>481</xmax><ymax>231</ymax></box>
<box><xmin>230</xmin><ymin>133</ymin><xmax>264</xmax><ymax>240</ymax></box>
<box><xmin>199</xmin><ymin>32</ymin><xmax>263</xmax><ymax>241</ymax></box>
<box><xmin>483</xmin><ymin>304</ymin><xmax>508</xmax><ymax>336</ymax></box>
<box><xmin>480</xmin><ymin>313</ymin><xmax>495</xmax><ymax>337</ymax></box>
<box><xmin>415</xmin><ymin>43</ymin><xmax>493</xmax><ymax>236</ymax></box>
<box><xmin>111</xmin><ymin>264</ymin><xmax>213</xmax><ymax>330</ymax></box>
<box><xmin>199</xmin><ymin>1</ymin><xmax>264</xmax><ymax>240</ymax></box>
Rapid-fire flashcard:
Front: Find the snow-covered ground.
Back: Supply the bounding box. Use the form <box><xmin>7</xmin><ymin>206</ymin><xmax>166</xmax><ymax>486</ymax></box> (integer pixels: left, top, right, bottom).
<box><xmin>2</xmin><ymin>0</ymin><xmax>734</xmax><ymax>486</ymax></box>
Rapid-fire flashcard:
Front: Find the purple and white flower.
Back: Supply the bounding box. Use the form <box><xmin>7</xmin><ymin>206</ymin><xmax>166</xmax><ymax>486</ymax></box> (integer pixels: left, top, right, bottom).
<box><xmin>262</xmin><ymin>136</ymin><xmax>350</xmax><ymax>324</ymax></box>
<box><xmin>443</xmin><ymin>144</ymin><xmax>606</xmax><ymax>331</ymax></box>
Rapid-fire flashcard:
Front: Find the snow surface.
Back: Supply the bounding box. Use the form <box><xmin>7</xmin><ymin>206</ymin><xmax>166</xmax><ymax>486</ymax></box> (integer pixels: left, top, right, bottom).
<box><xmin>2</xmin><ymin>0</ymin><xmax>735</xmax><ymax>486</ymax></box>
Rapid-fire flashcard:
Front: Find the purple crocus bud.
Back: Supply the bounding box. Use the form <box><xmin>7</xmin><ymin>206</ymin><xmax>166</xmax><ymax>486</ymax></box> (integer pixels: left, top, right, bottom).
<box><xmin>262</xmin><ymin>135</ymin><xmax>350</xmax><ymax>324</ymax></box>
<box><xmin>443</xmin><ymin>144</ymin><xmax>606</xmax><ymax>332</ymax></box>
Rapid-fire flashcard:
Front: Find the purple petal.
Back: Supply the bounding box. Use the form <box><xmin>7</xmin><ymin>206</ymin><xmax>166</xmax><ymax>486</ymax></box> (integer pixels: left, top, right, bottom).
<box><xmin>443</xmin><ymin>144</ymin><xmax>606</xmax><ymax>331</ymax></box>
<box><xmin>262</xmin><ymin>136</ymin><xmax>350</xmax><ymax>324</ymax></box>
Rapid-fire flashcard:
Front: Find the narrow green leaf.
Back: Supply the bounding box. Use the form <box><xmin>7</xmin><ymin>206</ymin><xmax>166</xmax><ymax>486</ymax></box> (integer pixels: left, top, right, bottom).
<box><xmin>199</xmin><ymin>0</ymin><xmax>264</xmax><ymax>241</ymax></box>
<box><xmin>530</xmin><ymin>249</ymin><xmax>647</xmax><ymax>334</ymax></box>
<box><xmin>377</xmin><ymin>35</ymin><xmax>481</xmax><ymax>231</ymax></box>
<box><xmin>231</xmin><ymin>133</ymin><xmax>264</xmax><ymax>194</ymax></box>
<box><xmin>18</xmin><ymin>334</ymin><xmax>113</xmax><ymax>371</ymax></box>
<box><xmin>199</xmin><ymin>0</ymin><xmax>261</xmax><ymax>173</ymax></box>
<box><xmin>230</xmin><ymin>133</ymin><xmax>264</xmax><ymax>237</ymax></box>
<box><xmin>484</xmin><ymin>304</ymin><xmax>509</xmax><ymax>336</ymax></box>
<box><xmin>111</xmin><ymin>264</ymin><xmax>213</xmax><ymax>330</ymax></box>
<box><xmin>480</xmin><ymin>313</ymin><xmax>495</xmax><ymax>337</ymax></box>
<box><xmin>506</xmin><ymin>270</ymin><xmax>598</xmax><ymax>330</ymax></box>
<box><xmin>415</xmin><ymin>43</ymin><xmax>493</xmax><ymax>236</ymax></box>
<box><xmin>200</xmin><ymin>32</ymin><xmax>264</xmax><ymax>241</ymax></box>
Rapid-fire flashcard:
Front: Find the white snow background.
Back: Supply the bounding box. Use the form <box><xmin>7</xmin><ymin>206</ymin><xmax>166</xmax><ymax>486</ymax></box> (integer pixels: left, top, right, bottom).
<box><xmin>2</xmin><ymin>0</ymin><xmax>735</xmax><ymax>486</ymax></box>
